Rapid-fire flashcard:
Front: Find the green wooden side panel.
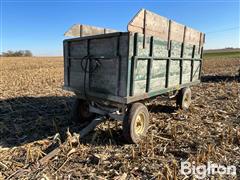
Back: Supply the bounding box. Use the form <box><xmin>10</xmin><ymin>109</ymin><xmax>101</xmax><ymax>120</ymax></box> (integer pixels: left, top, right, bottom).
<box><xmin>127</xmin><ymin>35</ymin><xmax>134</xmax><ymax>95</ymax></box>
<box><xmin>136</xmin><ymin>34</ymin><xmax>151</xmax><ymax>57</ymax></box>
<box><xmin>90</xmin><ymin>58</ymin><xmax>119</xmax><ymax>95</ymax></box>
<box><xmin>134</xmin><ymin>60</ymin><xmax>148</xmax><ymax>95</ymax></box>
<box><xmin>154</xmin><ymin>37</ymin><xmax>168</xmax><ymax>57</ymax></box>
<box><xmin>192</xmin><ymin>60</ymin><xmax>201</xmax><ymax>81</ymax></box>
<box><xmin>150</xmin><ymin>60</ymin><xmax>167</xmax><ymax>91</ymax></box>
<box><xmin>69</xmin><ymin>41</ymin><xmax>88</xmax><ymax>58</ymax></box>
<box><xmin>184</xmin><ymin>44</ymin><xmax>194</xmax><ymax>58</ymax></box>
<box><xmin>64</xmin><ymin>32</ymin><xmax>203</xmax><ymax>104</ymax></box>
<box><xmin>129</xmin><ymin>32</ymin><xmax>202</xmax><ymax>97</ymax></box>
<box><xmin>194</xmin><ymin>47</ymin><xmax>201</xmax><ymax>59</ymax></box>
<box><xmin>182</xmin><ymin>61</ymin><xmax>192</xmax><ymax>84</ymax></box>
<box><xmin>90</xmin><ymin>37</ymin><xmax>118</xmax><ymax>56</ymax></box>
<box><xmin>169</xmin><ymin>60</ymin><xmax>180</xmax><ymax>87</ymax></box>
<box><xmin>171</xmin><ymin>41</ymin><xmax>182</xmax><ymax>58</ymax></box>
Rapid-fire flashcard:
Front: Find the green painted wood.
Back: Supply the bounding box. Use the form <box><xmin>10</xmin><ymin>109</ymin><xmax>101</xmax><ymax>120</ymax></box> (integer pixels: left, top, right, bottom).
<box><xmin>149</xmin><ymin>60</ymin><xmax>167</xmax><ymax>91</ymax></box>
<box><xmin>153</xmin><ymin>37</ymin><xmax>168</xmax><ymax>57</ymax></box>
<box><xmin>64</xmin><ymin>32</ymin><xmax>203</xmax><ymax>105</ymax></box>
<box><xmin>182</xmin><ymin>60</ymin><xmax>192</xmax><ymax>84</ymax></box>
<box><xmin>129</xmin><ymin>32</ymin><xmax>202</xmax><ymax>96</ymax></box>
<box><xmin>134</xmin><ymin>60</ymin><xmax>148</xmax><ymax>95</ymax></box>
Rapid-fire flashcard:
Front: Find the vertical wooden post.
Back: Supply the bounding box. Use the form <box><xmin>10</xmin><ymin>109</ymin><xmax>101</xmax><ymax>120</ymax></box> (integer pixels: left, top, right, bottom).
<box><xmin>130</xmin><ymin>33</ymin><xmax>139</xmax><ymax>96</ymax></box>
<box><xmin>166</xmin><ymin>41</ymin><xmax>172</xmax><ymax>88</ymax></box>
<box><xmin>198</xmin><ymin>32</ymin><xmax>202</xmax><ymax>54</ymax></box>
<box><xmin>117</xmin><ymin>35</ymin><xmax>121</xmax><ymax>95</ymax></box>
<box><xmin>167</xmin><ymin>20</ymin><xmax>172</xmax><ymax>50</ymax></box>
<box><xmin>190</xmin><ymin>45</ymin><xmax>196</xmax><ymax>82</ymax></box>
<box><xmin>180</xmin><ymin>26</ymin><xmax>186</xmax><ymax>85</ymax></box>
<box><xmin>64</xmin><ymin>41</ymin><xmax>70</xmax><ymax>86</ymax></box>
<box><xmin>199</xmin><ymin>46</ymin><xmax>204</xmax><ymax>80</ymax></box>
<box><xmin>146</xmin><ymin>36</ymin><xmax>154</xmax><ymax>92</ymax></box>
<box><xmin>143</xmin><ymin>9</ymin><xmax>147</xmax><ymax>49</ymax></box>
<box><xmin>80</xmin><ymin>25</ymin><xmax>83</xmax><ymax>37</ymax></box>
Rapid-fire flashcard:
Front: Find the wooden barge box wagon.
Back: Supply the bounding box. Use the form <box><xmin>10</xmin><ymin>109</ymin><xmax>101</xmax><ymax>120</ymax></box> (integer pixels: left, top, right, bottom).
<box><xmin>63</xmin><ymin>9</ymin><xmax>205</xmax><ymax>143</ymax></box>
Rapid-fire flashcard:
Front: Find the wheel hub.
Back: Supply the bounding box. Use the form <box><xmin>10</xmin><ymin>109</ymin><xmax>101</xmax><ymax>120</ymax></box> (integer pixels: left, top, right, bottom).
<box><xmin>134</xmin><ymin>113</ymin><xmax>145</xmax><ymax>135</ymax></box>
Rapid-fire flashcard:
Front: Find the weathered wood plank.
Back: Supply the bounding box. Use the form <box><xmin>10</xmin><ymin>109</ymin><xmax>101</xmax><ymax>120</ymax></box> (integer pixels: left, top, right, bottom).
<box><xmin>90</xmin><ymin>58</ymin><xmax>119</xmax><ymax>95</ymax></box>
<box><xmin>134</xmin><ymin>60</ymin><xmax>148</xmax><ymax>95</ymax></box>
<box><xmin>168</xmin><ymin>60</ymin><xmax>180</xmax><ymax>87</ymax></box>
<box><xmin>65</xmin><ymin>24</ymin><xmax>118</xmax><ymax>37</ymax></box>
<box><xmin>63</xmin><ymin>42</ymin><xmax>69</xmax><ymax>86</ymax></box>
<box><xmin>128</xmin><ymin>9</ymin><xmax>205</xmax><ymax>46</ymax></box>
<box><xmin>149</xmin><ymin>60</ymin><xmax>167</xmax><ymax>91</ymax></box>
<box><xmin>192</xmin><ymin>60</ymin><xmax>201</xmax><ymax>81</ymax></box>
<box><xmin>182</xmin><ymin>60</ymin><xmax>191</xmax><ymax>84</ymax></box>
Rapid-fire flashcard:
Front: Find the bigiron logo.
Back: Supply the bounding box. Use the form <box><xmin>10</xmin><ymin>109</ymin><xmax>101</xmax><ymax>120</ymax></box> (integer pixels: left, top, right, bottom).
<box><xmin>180</xmin><ymin>161</ymin><xmax>237</xmax><ymax>179</ymax></box>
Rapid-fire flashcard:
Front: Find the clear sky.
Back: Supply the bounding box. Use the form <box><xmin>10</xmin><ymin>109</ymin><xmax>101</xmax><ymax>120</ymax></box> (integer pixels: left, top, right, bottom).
<box><xmin>1</xmin><ymin>0</ymin><xmax>239</xmax><ymax>56</ymax></box>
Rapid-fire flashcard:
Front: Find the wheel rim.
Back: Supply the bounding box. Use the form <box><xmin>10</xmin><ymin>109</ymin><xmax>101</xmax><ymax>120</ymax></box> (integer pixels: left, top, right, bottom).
<box><xmin>184</xmin><ymin>93</ymin><xmax>190</xmax><ymax>103</ymax></box>
<box><xmin>183</xmin><ymin>91</ymin><xmax>191</xmax><ymax>107</ymax></box>
<box><xmin>134</xmin><ymin>112</ymin><xmax>145</xmax><ymax>135</ymax></box>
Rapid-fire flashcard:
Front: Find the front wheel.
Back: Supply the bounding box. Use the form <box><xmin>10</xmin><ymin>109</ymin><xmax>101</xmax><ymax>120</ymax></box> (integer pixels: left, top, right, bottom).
<box><xmin>122</xmin><ymin>103</ymin><xmax>149</xmax><ymax>144</ymax></box>
<box><xmin>71</xmin><ymin>99</ymin><xmax>96</xmax><ymax>123</ymax></box>
<box><xmin>176</xmin><ymin>87</ymin><xmax>192</xmax><ymax>110</ymax></box>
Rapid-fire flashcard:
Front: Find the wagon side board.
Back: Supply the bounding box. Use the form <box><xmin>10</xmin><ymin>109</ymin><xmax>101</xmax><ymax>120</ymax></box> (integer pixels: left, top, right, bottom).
<box><xmin>125</xmin><ymin>33</ymin><xmax>202</xmax><ymax>103</ymax></box>
<box><xmin>63</xmin><ymin>32</ymin><xmax>203</xmax><ymax>105</ymax></box>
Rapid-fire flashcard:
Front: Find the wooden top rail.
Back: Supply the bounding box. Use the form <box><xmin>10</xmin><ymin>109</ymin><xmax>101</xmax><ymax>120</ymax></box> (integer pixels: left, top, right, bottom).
<box><xmin>64</xmin><ymin>24</ymin><xmax>118</xmax><ymax>37</ymax></box>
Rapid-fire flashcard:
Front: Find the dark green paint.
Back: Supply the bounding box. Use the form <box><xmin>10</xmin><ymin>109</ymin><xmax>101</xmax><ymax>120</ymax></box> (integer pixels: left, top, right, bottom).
<box><xmin>63</xmin><ymin>32</ymin><xmax>203</xmax><ymax>105</ymax></box>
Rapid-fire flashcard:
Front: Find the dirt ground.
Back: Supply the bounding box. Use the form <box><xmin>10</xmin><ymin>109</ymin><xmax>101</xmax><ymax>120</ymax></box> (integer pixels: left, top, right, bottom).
<box><xmin>0</xmin><ymin>55</ymin><xmax>239</xmax><ymax>179</ymax></box>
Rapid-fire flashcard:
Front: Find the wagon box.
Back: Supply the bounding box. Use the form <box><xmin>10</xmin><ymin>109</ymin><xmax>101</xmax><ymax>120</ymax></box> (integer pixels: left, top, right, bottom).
<box><xmin>63</xmin><ymin>9</ymin><xmax>205</xmax><ymax>143</ymax></box>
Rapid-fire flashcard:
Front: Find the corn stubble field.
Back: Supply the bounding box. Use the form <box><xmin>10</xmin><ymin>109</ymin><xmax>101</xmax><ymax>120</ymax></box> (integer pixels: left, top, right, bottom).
<box><xmin>0</xmin><ymin>53</ymin><xmax>239</xmax><ymax>179</ymax></box>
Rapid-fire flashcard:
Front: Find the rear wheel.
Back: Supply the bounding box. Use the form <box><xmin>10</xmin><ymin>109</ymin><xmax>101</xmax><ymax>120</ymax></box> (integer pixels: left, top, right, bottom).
<box><xmin>176</xmin><ymin>87</ymin><xmax>192</xmax><ymax>110</ymax></box>
<box><xmin>71</xmin><ymin>99</ymin><xmax>96</xmax><ymax>123</ymax></box>
<box><xmin>123</xmin><ymin>103</ymin><xmax>149</xmax><ymax>144</ymax></box>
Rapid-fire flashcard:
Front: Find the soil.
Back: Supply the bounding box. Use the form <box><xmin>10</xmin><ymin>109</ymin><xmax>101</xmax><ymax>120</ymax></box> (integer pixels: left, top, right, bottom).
<box><xmin>0</xmin><ymin>56</ymin><xmax>239</xmax><ymax>179</ymax></box>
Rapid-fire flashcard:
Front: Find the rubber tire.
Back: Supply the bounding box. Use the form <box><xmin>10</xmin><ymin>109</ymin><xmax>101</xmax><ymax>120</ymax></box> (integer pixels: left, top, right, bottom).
<box><xmin>71</xmin><ymin>99</ymin><xmax>96</xmax><ymax>123</ymax></box>
<box><xmin>123</xmin><ymin>103</ymin><xmax>149</xmax><ymax>144</ymax></box>
<box><xmin>176</xmin><ymin>87</ymin><xmax>192</xmax><ymax>110</ymax></box>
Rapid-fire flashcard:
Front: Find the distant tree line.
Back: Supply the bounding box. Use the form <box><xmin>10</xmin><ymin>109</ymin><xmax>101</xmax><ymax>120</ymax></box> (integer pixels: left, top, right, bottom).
<box><xmin>1</xmin><ymin>50</ymin><xmax>33</xmax><ymax>57</ymax></box>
